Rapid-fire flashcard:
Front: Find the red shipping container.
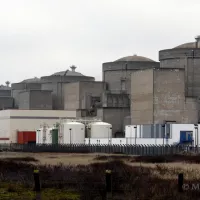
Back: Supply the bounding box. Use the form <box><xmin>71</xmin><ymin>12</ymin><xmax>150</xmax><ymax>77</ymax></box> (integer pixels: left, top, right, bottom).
<box><xmin>17</xmin><ymin>131</ymin><xmax>36</xmax><ymax>144</ymax></box>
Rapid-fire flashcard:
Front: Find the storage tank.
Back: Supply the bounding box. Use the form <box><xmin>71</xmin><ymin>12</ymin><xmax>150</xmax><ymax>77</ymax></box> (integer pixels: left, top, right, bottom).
<box><xmin>90</xmin><ymin>122</ymin><xmax>112</xmax><ymax>138</ymax></box>
<box><xmin>63</xmin><ymin>122</ymin><xmax>85</xmax><ymax>144</ymax></box>
<box><xmin>45</xmin><ymin>128</ymin><xmax>53</xmax><ymax>144</ymax></box>
<box><xmin>36</xmin><ymin>128</ymin><xmax>43</xmax><ymax>144</ymax></box>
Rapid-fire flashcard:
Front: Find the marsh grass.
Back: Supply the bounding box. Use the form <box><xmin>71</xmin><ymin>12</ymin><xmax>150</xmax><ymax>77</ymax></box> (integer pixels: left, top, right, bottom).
<box><xmin>0</xmin><ymin>183</ymin><xmax>79</xmax><ymax>200</ymax></box>
<box><xmin>1</xmin><ymin>156</ymin><xmax>39</xmax><ymax>162</ymax></box>
<box><xmin>0</xmin><ymin>157</ymin><xmax>200</xmax><ymax>199</ymax></box>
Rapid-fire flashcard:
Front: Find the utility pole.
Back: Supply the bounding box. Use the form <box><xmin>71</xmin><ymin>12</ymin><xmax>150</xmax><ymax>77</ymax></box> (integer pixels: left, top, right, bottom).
<box><xmin>162</xmin><ymin>123</ymin><xmax>166</xmax><ymax>146</ymax></box>
<box><xmin>194</xmin><ymin>124</ymin><xmax>198</xmax><ymax>151</ymax></box>
<box><xmin>134</xmin><ymin>126</ymin><xmax>137</xmax><ymax>145</ymax></box>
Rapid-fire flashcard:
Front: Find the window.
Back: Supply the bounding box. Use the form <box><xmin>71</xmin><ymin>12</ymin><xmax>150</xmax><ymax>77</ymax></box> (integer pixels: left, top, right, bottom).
<box><xmin>142</xmin><ymin>125</ymin><xmax>153</xmax><ymax>138</ymax></box>
<box><xmin>91</xmin><ymin>97</ymin><xmax>101</xmax><ymax>108</ymax></box>
<box><xmin>142</xmin><ymin>124</ymin><xmax>171</xmax><ymax>138</ymax></box>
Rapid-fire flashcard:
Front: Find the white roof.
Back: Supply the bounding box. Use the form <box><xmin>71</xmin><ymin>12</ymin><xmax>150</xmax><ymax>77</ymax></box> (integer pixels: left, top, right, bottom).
<box><xmin>91</xmin><ymin>122</ymin><xmax>112</xmax><ymax>126</ymax></box>
<box><xmin>65</xmin><ymin>121</ymin><xmax>84</xmax><ymax>125</ymax></box>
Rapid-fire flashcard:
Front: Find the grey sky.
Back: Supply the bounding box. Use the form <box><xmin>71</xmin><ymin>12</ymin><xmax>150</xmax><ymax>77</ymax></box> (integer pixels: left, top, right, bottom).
<box><xmin>0</xmin><ymin>0</ymin><xmax>199</xmax><ymax>84</ymax></box>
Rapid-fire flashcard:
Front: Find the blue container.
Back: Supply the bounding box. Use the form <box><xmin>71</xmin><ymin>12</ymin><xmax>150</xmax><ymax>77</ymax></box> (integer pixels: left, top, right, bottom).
<box><xmin>180</xmin><ymin>131</ymin><xmax>193</xmax><ymax>143</ymax></box>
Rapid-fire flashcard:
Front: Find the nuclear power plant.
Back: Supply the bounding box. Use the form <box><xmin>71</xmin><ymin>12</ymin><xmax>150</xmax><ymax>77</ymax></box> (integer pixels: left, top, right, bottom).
<box><xmin>0</xmin><ymin>35</ymin><xmax>200</xmax><ymax>143</ymax></box>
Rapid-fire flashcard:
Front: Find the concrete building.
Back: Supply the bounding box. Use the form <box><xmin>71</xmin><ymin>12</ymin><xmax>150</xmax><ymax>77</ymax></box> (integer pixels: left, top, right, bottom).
<box><xmin>159</xmin><ymin>36</ymin><xmax>200</xmax><ymax>119</ymax></box>
<box><xmin>0</xmin><ymin>84</ymin><xmax>13</xmax><ymax>110</ymax></box>
<box><xmin>63</xmin><ymin>80</ymin><xmax>130</xmax><ymax>136</ymax></box>
<box><xmin>97</xmin><ymin>107</ymin><xmax>130</xmax><ymax>137</ymax></box>
<box><xmin>100</xmin><ymin>54</ymin><xmax>160</xmax><ymax>135</ymax></box>
<box><xmin>18</xmin><ymin>90</ymin><xmax>52</xmax><ymax>110</ymax></box>
<box><xmin>6</xmin><ymin>38</ymin><xmax>200</xmax><ymax>134</ymax></box>
<box><xmin>0</xmin><ymin>109</ymin><xmax>77</xmax><ymax>143</ymax></box>
<box><xmin>131</xmin><ymin>68</ymin><xmax>198</xmax><ymax>124</ymax></box>
<box><xmin>11</xmin><ymin>82</ymin><xmax>42</xmax><ymax>108</ymax></box>
<box><xmin>40</xmin><ymin>66</ymin><xmax>95</xmax><ymax>110</ymax></box>
<box><xmin>11</xmin><ymin>65</ymin><xmax>95</xmax><ymax>110</ymax></box>
<box><xmin>64</xmin><ymin>81</ymin><xmax>106</xmax><ymax>116</ymax></box>
<box><xmin>103</xmin><ymin>54</ymin><xmax>160</xmax><ymax>94</ymax></box>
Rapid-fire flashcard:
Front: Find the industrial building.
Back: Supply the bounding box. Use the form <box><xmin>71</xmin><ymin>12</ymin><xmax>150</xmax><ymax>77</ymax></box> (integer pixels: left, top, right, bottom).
<box><xmin>159</xmin><ymin>36</ymin><xmax>200</xmax><ymax>121</ymax></box>
<box><xmin>0</xmin><ymin>82</ymin><xmax>13</xmax><ymax>110</ymax></box>
<box><xmin>0</xmin><ymin>109</ymin><xmax>76</xmax><ymax>143</ymax></box>
<box><xmin>63</xmin><ymin>80</ymin><xmax>130</xmax><ymax>135</ymax></box>
<box><xmin>131</xmin><ymin>68</ymin><xmax>198</xmax><ymax>124</ymax></box>
<box><xmin>103</xmin><ymin>54</ymin><xmax>160</xmax><ymax>94</ymax></box>
<box><xmin>130</xmin><ymin>36</ymin><xmax>200</xmax><ymax>124</ymax></box>
<box><xmin>1</xmin><ymin>35</ymin><xmax>200</xmax><ymax>144</ymax></box>
<box><xmin>11</xmin><ymin>65</ymin><xmax>95</xmax><ymax>110</ymax></box>
<box><xmin>35</xmin><ymin>122</ymin><xmax>199</xmax><ymax>146</ymax></box>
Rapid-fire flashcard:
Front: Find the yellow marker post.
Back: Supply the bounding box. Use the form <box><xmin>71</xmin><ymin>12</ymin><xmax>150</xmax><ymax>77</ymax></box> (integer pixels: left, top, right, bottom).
<box><xmin>105</xmin><ymin>169</ymin><xmax>112</xmax><ymax>200</ymax></box>
<box><xmin>33</xmin><ymin>169</ymin><xmax>41</xmax><ymax>200</ymax></box>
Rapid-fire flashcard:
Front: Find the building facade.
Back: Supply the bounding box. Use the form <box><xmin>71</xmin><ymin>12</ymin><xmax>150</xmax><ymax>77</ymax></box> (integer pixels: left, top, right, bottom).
<box><xmin>0</xmin><ymin>110</ymin><xmax>77</xmax><ymax>143</ymax></box>
<box><xmin>103</xmin><ymin>55</ymin><xmax>160</xmax><ymax>94</ymax></box>
<box><xmin>159</xmin><ymin>36</ymin><xmax>200</xmax><ymax>120</ymax></box>
<box><xmin>131</xmin><ymin>68</ymin><xmax>198</xmax><ymax>124</ymax></box>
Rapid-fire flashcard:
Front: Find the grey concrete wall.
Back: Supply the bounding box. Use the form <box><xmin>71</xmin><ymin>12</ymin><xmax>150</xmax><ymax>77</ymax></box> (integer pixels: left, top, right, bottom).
<box><xmin>0</xmin><ymin>90</ymin><xmax>11</xmax><ymax>97</ymax></box>
<box><xmin>123</xmin><ymin>116</ymin><xmax>131</xmax><ymax>127</ymax></box>
<box><xmin>79</xmin><ymin>82</ymin><xmax>106</xmax><ymax>109</ymax></box>
<box><xmin>159</xmin><ymin>48</ymin><xmax>200</xmax><ymax>121</ymax></box>
<box><xmin>12</xmin><ymin>83</ymin><xmax>41</xmax><ymax>108</ymax></box>
<box><xmin>12</xmin><ymin>75</ymin><xmax>94</xmax><ymax>110</ymax></box>
<box><xmin>102</xmin><ymin>92</ymin><xmax>130</xmax><ymax>107</ymax></box>
<box><xmin>131</xmin><ymin>68</ymin><xmax>198</xmax><ymax>124</ymax></box>
<box><xmin>97</xmin><ymin>107</ymin><xmax>130</xmax><ymax>136</ymax></box>
<box><xmin>12</xmin><ymin>90</ymin><xmax>25</xmax><ymax>108</ymax></box>
<box><xmin>153</xmin><ymin>69</ymin><xmax>186</xmax><ymax>123</ymax></box>
<box><xmin>41</xmin><ymin>83</ymin><xmax>56</xmax><ymax>109</ymax></box>
<box><xmin>103</xmin><ymin>61</ymin><xmax>160</xmax><ymax>94</ymax></box>
<box><xmin>64</xmin><ymin>81</ymin><xmax>106</xmax><ymax>110</ymax></box>
<box><xmin>30</xmin><ymin>90</ymin><xmax>52</xmax><ymax>110</ymax></box>
<box><xmin>18</xmin><ymin>90</ymin><xmax>52</xmax><ymax>110</ymax></box>
<box><xmin>18</xmin><ymin>92</ymin><xmax>30</xmax><ymax>109</ymax></box>
<box><xmin>42</xmin><ymin>81</ymin><xmax>98</xmax><ymax>110</ymax></box>
<box><xmin>181</xmin><ymin>97</ymin><xmax>198</xmax><ymax>123</ymax></box>
<box><xmin>41</xmin><ymin>75</ymin><xmax>94</xmax><ymax>82</ymax></box>
<box><xmin>159</xmin><ymin>48</ymin><xmax>200</xmax><ymax>61</ymax></box>
<box><xmin>11</xmin><ymin>83</ymin><xmax>41</xmax><ymax>90</ymax></box>
<box><xmin>64</xmin><ymin>82</ymin><xmax>80</xmax><ymax>110</ymax></box>
<box><xmin>41</xmin><ymin>82</ymin><xmax>64</xmax><ymax>110</ymax></box>
<box><xmin>131</xmin><ymin>69</ymin><xmax>154</xmax><ymax>125</ymax></box>
<box><xmin>160</xmin><ymin>58</ymin><xmax>200</xmax><ymax>97</ymax></box>
<box><xmin>0</xmin><ymin>97</ymin><xmax>14</xmax><ymax>110</ymax></box>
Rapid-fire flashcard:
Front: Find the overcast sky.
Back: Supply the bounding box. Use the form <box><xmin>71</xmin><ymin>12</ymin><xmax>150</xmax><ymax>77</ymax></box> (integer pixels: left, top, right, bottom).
<box><xmin>0</xmin><ymin>0</ymin><xmax>200</xmax><ymax>84</ymax></box>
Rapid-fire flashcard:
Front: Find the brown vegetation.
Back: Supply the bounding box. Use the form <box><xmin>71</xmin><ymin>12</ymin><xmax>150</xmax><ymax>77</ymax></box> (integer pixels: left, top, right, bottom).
<box><xmin>1</xmin><ymin>154</ymin><xmax>200</xmax><ymax>199</ymax></box>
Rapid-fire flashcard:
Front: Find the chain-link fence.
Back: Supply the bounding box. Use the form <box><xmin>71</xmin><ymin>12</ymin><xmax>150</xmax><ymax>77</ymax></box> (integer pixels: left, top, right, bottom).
<box><xmin>0</xmin><ymin>143</ymin><xmax>197</xmax><ymax>155</ymax></box>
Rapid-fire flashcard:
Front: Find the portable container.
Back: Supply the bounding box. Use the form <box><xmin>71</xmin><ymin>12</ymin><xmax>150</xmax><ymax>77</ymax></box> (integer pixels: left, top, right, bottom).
<box><xmin>17</xmin><ymin>131</ymin><xmax>36</xmax><ymax>144</ymax></box>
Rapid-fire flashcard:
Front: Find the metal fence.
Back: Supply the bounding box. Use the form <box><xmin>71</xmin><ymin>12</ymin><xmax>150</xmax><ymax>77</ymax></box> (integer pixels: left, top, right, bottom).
<box><xmin>0</xmin><ymin>143</ymin><xmax>197</xmax><ymax>156</ymax></box>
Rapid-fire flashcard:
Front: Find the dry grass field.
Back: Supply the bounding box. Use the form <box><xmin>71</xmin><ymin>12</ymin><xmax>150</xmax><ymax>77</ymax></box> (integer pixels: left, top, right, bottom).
<box><xmin>1</xmin><ymin>152</ymin><xmax>200</xmax><ymax>199</ymax></box>
<box><xmin>0</xmin><ymin>152</ymin><xmax>111</xmax><ymax>165</ymax></box>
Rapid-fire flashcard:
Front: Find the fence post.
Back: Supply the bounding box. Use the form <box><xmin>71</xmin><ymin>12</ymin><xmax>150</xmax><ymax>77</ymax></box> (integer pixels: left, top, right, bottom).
<box><xmin>33</xmin><ymin>169</ymin><xmax>41</xmax><ymax>200</ymax></box>
<box><xmin>178</xmin><ymin>173</ymin><xmax>184</xmax><ymax>192</ymax></box>
<box><xmin>105</xmin><ymin>170</ymin><xmax>112</xmax><ymax>200</ymax></box>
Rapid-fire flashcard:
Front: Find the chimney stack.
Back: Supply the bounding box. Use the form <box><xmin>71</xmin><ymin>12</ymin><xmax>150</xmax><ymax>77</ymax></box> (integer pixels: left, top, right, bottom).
<box><xmin>195</xmin><ymin>35</ymin><xmax>200</xmax><ymax>48</ymax></box>
<box><xmin>5</xmin><ymin>81</ymin><xmax>10</xmax><ymax>87</ymax></box>
<box><xmin>70</xmin><ymin>65</ymin><xmax>77</xmax><ymax>72</ymax></box>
